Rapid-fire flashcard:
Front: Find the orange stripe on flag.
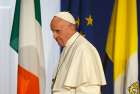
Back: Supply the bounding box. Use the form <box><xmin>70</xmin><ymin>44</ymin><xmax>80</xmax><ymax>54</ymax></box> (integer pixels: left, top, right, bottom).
<box><xmin>17</xmin><ymin>65</ymin><xmax>40</xmax><ymax>94</ymax></box>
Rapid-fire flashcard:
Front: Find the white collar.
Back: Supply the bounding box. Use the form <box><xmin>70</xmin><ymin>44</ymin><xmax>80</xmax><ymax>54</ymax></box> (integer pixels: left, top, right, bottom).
<box><xmin>65</xmin><ymin>32</ymin><xmax>80</xmax><ymax>47</ymax></box>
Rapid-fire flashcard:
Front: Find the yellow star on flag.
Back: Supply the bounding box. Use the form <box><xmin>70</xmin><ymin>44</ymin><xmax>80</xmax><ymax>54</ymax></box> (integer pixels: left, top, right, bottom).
<box><xmin>75</xmin><ymin>17</ymin><xmax>80</xmax><ymax>27</ymax></box>
<box><xmin>85</xmin><ymin>15</ymin><xmax>93</xmax><ymax>26</ymax></box>
<box><xmin>79</xmin><ymin>30</ymin><xmax>86</xmax><ymax>37</ymax></box>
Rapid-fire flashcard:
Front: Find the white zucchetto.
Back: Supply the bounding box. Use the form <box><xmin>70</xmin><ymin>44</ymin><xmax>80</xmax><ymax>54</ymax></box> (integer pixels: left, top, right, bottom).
<box><xmin>54</xmin><ymin>12</ymin><xmax>76</xmax><ymax>24</ymax></box>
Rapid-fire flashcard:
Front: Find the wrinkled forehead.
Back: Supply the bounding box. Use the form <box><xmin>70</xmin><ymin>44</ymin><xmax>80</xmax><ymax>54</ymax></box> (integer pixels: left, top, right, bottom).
<box><xmin>50</xmin><ymin>17</ymin><xmax>65</xmax><ymax>31</ymax></box>
<box><xmin>52</xmin><ymin>16</ymin><xmax>62</xmax><ymax>22</ymax></box>
<box><xmin>51</xmin><ymin>17</ymin><xmax>62</xmax><ymax>26</ymax></box>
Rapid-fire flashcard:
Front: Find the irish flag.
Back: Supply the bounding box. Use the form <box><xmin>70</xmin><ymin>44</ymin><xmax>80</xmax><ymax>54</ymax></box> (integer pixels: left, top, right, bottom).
<box><xmin>106</xmin><ymin>0</ymin><xmax>139</xmax><ymax>93</ymax></box>
<box><xmin>10</xmin><ymin>0</ymin><xmax>46</xmax><ymax>94</ymax></box>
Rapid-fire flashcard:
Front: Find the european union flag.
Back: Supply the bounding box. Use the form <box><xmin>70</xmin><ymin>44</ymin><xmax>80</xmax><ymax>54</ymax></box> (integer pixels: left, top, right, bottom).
<box><xmin>61</xmin><ymin>0</ymin><xmax>114</xmax><ymax>94</ymax></box>
<box><xmin>61</xmin><ymin>0</ymin><xmax>140</xmax><ymax>93</ymax></box>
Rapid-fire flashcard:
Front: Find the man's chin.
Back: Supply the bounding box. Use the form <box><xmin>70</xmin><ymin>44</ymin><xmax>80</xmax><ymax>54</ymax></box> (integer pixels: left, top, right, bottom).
<box><xmin>57</xmin><ymin>42</ymin><xmax>64</xmax><ymax>47</ymax></box>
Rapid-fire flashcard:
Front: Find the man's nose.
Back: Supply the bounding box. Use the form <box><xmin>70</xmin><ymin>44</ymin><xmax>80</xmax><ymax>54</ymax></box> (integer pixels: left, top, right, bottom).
<box><xmin>53</xmin><ymin>32</ymin><xmax>58</xmax><ymax>39</ymax></box>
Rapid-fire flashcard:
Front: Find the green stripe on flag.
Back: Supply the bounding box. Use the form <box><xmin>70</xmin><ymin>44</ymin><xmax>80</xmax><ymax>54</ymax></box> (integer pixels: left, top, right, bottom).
<box><xmin>10</xmin><ymin>0</ymin><xmax>21</xmax><ymax>53</ymax></box>
<box><xmin>34</xmin><ymin>0</ymin><xmax>42</xmax><ymax>25</ymax></box>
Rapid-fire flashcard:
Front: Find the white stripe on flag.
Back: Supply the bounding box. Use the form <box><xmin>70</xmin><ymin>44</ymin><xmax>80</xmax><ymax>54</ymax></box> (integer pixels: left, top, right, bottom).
<box><xmin>41</xmin><ymin>0</ymin><xmax>60</xmax><ymax>94</ymax></box>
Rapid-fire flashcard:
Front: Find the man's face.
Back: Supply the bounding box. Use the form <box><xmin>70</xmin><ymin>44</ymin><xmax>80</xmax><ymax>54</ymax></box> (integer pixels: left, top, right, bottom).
<box><xmin>50</xmin><ymin>17</ymin><xmax>70</xmax><ymax>47</ymax></box>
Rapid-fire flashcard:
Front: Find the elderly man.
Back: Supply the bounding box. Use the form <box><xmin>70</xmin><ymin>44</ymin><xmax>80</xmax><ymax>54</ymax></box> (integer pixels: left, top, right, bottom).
<box><xmin>50</xmin><ymin>12</ymin><xmax>106</xmax><ymax>94</ymax></box>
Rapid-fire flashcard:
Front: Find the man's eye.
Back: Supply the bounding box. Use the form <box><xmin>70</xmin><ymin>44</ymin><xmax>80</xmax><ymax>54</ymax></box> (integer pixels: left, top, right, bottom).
<box><xmin>56</xmin><ymin>30</ymin><xmax>60</xmax><ymax>32</ymax></box>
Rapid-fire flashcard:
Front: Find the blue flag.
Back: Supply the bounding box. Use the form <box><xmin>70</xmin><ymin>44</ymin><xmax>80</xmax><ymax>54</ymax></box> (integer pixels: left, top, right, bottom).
<box><xmin>61</xmin><ymin>0</ymin><xmax>114</xmax><ymax>94</ymax></box>
<box><xmin>61</xmin><ymin>0</ymin><xmax>140</xmax><ymax>93</ymax></box>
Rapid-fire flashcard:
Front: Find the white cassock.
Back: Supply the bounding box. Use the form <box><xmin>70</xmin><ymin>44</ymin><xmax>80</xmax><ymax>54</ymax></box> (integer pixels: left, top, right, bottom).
<box><xmin>52</xmin><ymin>32</ymin><xmax>106</xmax><ymax>94</ymax></box>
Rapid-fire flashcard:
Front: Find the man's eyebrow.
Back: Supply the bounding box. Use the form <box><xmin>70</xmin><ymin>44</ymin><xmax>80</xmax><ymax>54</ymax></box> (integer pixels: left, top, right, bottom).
<box><xmin>51</xmin><ymin>28</ymin><xmax>61</xmax><ymax>31</ymax></box>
